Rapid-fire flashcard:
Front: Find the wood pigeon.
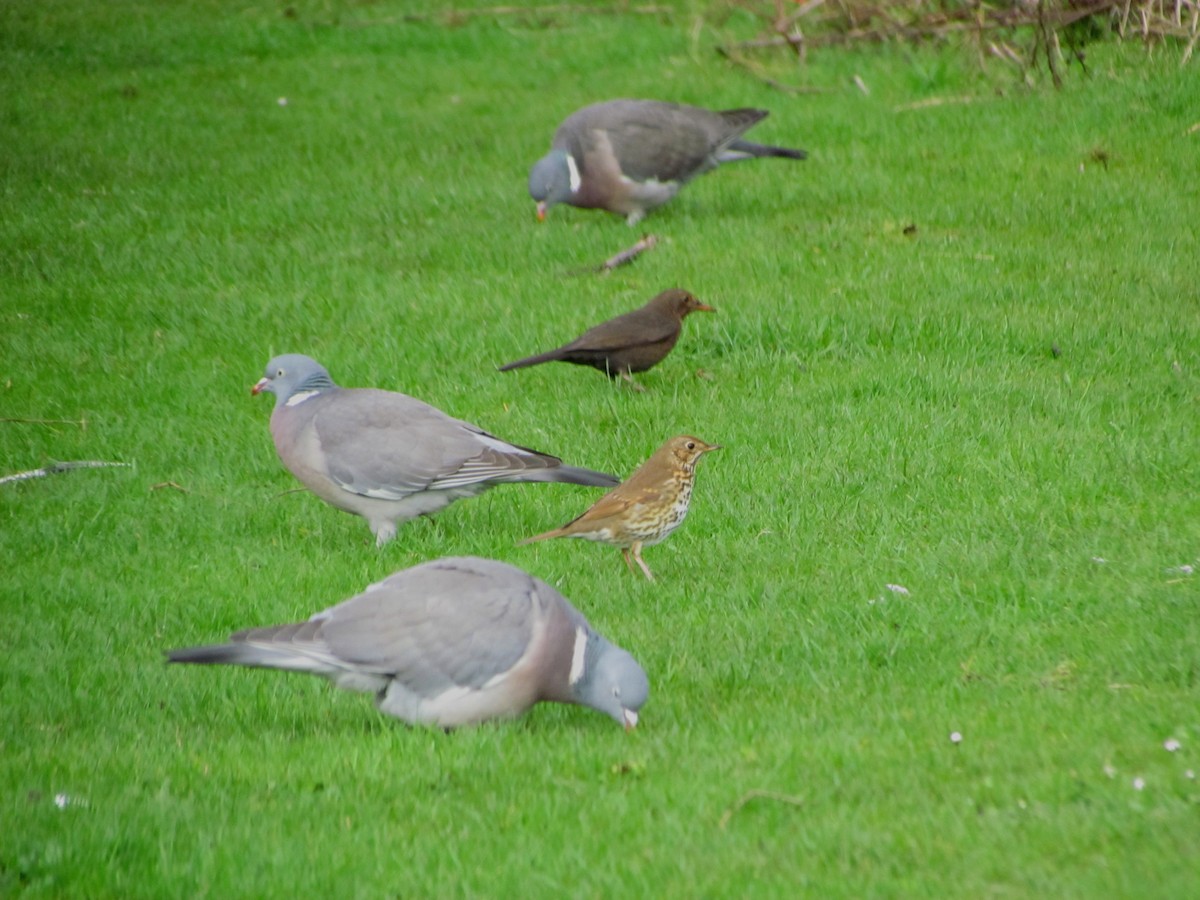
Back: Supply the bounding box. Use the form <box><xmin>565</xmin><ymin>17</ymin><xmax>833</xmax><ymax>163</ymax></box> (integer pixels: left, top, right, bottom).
<box><xmin>168</xmin><ymin>556</ymin><xmax>649</xmax><ymax>729</ymax></box>
<box><xmin>252</xmin><ymin>354</ymin><xmax>619</xmax><ymax>546</ymax></box>
<box><xmin>529</xmin><ymin>99</ymin><xmax>807</xmax><ymax>225</ymax></box>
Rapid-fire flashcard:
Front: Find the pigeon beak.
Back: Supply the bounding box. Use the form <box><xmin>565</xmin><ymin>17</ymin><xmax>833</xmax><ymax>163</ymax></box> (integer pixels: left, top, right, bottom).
<box><xmin>535</xmin><ymin>201</ymin><xmax>548</xmax><ymax>222</ymax></box>
<box><xmin>622</xmin><ymin>708</ymin><xmax>639</xmax><ymax>731</ymax></box>
<box><xmin>251</xmin><ymin>377</ymin><xmax>269</xmax><ymax>396</ymax></box>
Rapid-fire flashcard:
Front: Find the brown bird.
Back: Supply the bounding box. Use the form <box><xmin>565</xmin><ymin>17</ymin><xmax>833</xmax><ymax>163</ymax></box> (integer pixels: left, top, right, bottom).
<box><xmin>497</xmin><ymin>289</ymin><xmax>714</xmax><ymax>388</ymax></box>
<box><xmin>521</xmin><ymin>435</ymin><xmax>721</xmax><ymax>581</ymax></box>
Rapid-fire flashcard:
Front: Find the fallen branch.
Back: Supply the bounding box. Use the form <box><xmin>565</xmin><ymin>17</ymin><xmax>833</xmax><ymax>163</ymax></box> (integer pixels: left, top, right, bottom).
<box><xmin>570</xmin><ymin>234</ymin><xmax>659</xmax><ymax>275</ymax></box>
<box><xmin>0</xmin><ymin>460</ymin><xmax>131</xmax><ymax>487</ymax></box>
<box><xmin>718</xmin><ymin>789</ymin><xmax>805</xmax><ymax>830</ymax></box>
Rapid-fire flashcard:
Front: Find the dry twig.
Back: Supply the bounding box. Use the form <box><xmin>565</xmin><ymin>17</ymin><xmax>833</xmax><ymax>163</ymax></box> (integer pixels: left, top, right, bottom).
<box><xmin>0</xmin><ymin>460</ymin><xmax>131</xmax><ymax>487</ymax></box>
<box><xmin>0</xmin><ymin>416</ymin><xmax>88</xmax><ymax>429</ymax></box>
<box><xmin>570</xmin><ymin>234</ymin><xmax>660</xmax><ymax>275</ymax></box>
<box><xmin>718</xmin><ymin>789</ymin><xmax>805</xmax><ymax>830</ymax></box>
<box><xmin>894</xmin><ymin>95</ymin><xmax>977</xmax><ymax>111</ymax></box>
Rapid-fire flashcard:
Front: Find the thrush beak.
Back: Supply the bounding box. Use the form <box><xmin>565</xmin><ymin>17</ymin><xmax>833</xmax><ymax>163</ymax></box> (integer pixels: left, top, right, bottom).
<box><xmin>704</xmin><ymin>444</ymin><xmax>723</xmax><ymax>453</ymax></box>
<box><xmin>251</xmin><ymin>377</ymin><xmax>269</xmax><ymax>396</ymax></box>
<box><xmin>536</xmin><ymin>201</ymin><xmax>547</xmax><ymax>222</ymax></box>
<box><xmin>622</xmin><ymin>708</ymin><xmax>639</xmax><ymax>731</ymax></box>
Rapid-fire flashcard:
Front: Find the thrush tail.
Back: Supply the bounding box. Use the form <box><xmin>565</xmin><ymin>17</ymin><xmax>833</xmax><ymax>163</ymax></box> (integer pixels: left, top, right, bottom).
<box><xmin>518</xmin><ymin>527</ymin><xmax>569</xmax><ymax>545</ymax></box>
<box><xmin>497</xmin><ymin>348</ymin><xmax>568</xmax><ymax>372</ymax></box>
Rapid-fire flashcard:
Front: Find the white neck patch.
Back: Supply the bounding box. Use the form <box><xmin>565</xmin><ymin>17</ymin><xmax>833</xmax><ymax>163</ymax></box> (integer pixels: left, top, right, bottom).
<box><xmin>285</xmin><ymin>390</ymin><xmax>319</xmax><ymax>407</ymax></box>
<box><xmin>568</xmin><ymin>626</ymin><xmax>588</xmax><ymax>685</ymax></box>
<box><xmin>566</xmin><ymin>153</ymin><xmax>582</xmax><ymax>194</ymax></box>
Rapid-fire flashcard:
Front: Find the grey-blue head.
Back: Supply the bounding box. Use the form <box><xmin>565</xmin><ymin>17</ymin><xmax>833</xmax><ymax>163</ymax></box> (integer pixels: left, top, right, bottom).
<box><xmin>252</xmin><ymin>354</ymin><xmax>337</xmax><ymax>407</ymax></box>
<box><xmin>528</xmin><ymin>149</ymin><xmax>577</xmax><ymax>221</ymax></box>
<box><xmin>575</xmin><ymin>631</ymin><xmax>649</xmax><ymax>730</ymax></box>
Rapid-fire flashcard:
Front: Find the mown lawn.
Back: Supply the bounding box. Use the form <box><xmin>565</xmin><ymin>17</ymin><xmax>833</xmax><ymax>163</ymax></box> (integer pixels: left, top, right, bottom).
<box><xmin>2</xmin><ymin>1</ymin><xmax>1198</xmax><ymax>896</ymax></box>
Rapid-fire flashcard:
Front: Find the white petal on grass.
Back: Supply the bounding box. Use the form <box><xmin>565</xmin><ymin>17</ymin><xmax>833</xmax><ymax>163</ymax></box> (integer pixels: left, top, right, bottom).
<box><xmin>1132</xmin><ymin>776</ymin><xmax>1145</xmax><ymax>791</ymax></box>
<box><xmin>1164</xmin><ymin>738</ymin><xmax>1182</xmax><ymax>752</ymax></box>
<box><xmin>1187</xmin><ymin>770</ymin><xmax>1195</xmax><ymax>780</ymax></box>
<box><xmin>277</xmin><ymin>97</ymin><xmax>288</xmax><ymax>106</ymax></box>
<box><xmin>54</xmin><ymin>793</ymin><xmax>87</xmax><ymax>809</ymax></box>
<box><xmin>1091</xmin><ymin>556</ymin><xmax>1108</xmax><ymax>564</ymax></box>
<box><xmin>1103</xmin><ymin>764</ymin><xmax>1117</xmax><ymax>778</ymax></box>
<box><xmin>885</xmin><ymin>583</ymin><xmax>910</xmax><ymax>595</ymax></box>
<box><xmin>950</xmin><ymin>731</ymin><xmax>963</xmax><ymax>744</ymax></box>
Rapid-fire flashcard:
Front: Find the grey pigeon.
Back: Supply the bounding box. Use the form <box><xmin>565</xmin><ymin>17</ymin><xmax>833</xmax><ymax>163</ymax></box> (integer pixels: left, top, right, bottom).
<box><xmin>252</xmin><ymin>354</ymin><xmax>619</xmax><ymax>546</ymax></box>
<box><xmin>168</xmin><ymin>556</ymin><xmax>648</xmax><ymax>729</ymax></box>
<box><xmin>529</xmin><ymin>99</ymin><xmax>807</xmax><ymax>225</ymax></box>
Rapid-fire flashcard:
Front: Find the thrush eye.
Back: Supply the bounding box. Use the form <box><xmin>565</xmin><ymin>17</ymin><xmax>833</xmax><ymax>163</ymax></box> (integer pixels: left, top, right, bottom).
<box><xmin>686</xmin><ymin>441</ymin><xmax>696</xmax><ymax>450</ymax></box>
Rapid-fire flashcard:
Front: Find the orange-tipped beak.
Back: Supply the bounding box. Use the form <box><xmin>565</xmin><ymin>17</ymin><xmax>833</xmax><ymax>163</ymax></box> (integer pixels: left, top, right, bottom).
<box><xmin>622</xmin><ymin>708</ymin><xmax>639</xmax><ymax>731</ymax></box>
<box><xmin>251</xmin><ymin>377</ymin><xmax>268</xmax><ymax>396</ymax></box>
<box><xmin>536</xmin><ymin>201</ymin><xmax>547</xmax><ymax>222</ymax></box>
<box><xmin>696</xmin><ymin>302</ymin><xmax>716</xmax><ymax>313</ymax></box>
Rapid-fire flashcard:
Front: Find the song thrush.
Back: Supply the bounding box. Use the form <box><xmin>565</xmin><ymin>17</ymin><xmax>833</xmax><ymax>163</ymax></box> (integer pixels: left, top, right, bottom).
<box><xmin>497</xmin><ymin>289</ymin><xmax>714</xmax><ymax>388</ymax></box>
<box><xmin>521</xmin><ymin>435</ymin><xmax>721</xmax><ymax>581</ymax></box>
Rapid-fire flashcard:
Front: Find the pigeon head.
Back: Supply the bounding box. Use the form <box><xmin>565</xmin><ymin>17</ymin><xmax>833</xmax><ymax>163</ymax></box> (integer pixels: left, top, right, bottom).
<box><xmin>576</xmin><ymin>633</ymin><xmax>649</xmax><ymax>730</ymax></box>
<box><xmin>528</xmin><ymin>150</ymin><xmax>577</xmax><ymax>221</ymax></box>
<box><xmin>252</xmin><ymin>354</ymin><xmax>337</xmax><ymax>407</ymax></box>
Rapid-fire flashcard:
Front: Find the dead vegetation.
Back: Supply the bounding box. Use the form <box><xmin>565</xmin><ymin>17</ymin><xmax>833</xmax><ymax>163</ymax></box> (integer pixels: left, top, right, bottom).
<box><xmin>709</xmin><ymin>1</ymin><xmax>1199</xmax><ymax>86</ymax></box>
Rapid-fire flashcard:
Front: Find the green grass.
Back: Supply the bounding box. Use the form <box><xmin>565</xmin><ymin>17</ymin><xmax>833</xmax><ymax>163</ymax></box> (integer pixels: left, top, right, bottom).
<box><xmin>3</xmin><ymin>1</ymin><xmax>1199</xmax><ymax>896</ymax></box>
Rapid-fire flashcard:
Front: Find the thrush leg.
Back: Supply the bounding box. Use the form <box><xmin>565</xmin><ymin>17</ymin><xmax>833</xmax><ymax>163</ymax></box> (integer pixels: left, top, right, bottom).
<box><xmin>620</xmin><ymin>547</ymin><xmax>634</xmax><ymax>572</ymax></box>
<box><xmin>619</xmin><ymin>370</ymin><xmax>647</xmax><ymax>393</ymax></box>
<box><xmin>630</xmin><ymin>542</ymin><xmax>655</xmax><ymax>582</ymax></box>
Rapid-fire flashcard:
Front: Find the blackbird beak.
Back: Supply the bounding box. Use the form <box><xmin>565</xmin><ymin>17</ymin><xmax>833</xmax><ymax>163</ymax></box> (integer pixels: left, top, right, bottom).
<box><xmin>695</xmin><ymin>302</ymin><xmax>716</xmax><ymax>313</ymax></box>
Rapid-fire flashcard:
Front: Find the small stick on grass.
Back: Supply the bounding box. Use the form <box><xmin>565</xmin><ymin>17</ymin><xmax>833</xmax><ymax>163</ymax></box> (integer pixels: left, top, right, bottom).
<box><xmin>0</xmin><ymin>460</ymin><xmax>131</xmax><ymax>487</ymax></box>
<box><xmin>718</xmin><ymin>789</ymin><xmax>805</xmax><ymax>830</ymax></box>
<box><xmin>569</xmin><ymin>234</ymin><xmax>659</xmax><ymax>276</ymax></box>
<box><xmin>150</xmin><ymin>481</ymin><xmax>190</xmax><ymax>493</ymax></box>
<box><xmin>894</xmin><ymin>95</ymin><xmax>977</xmax><ymax>112</ymax></box>
<box><xmin>0</xmin><ymin>416</ymin><xmax>88</xmax><ymax>430</ymax></box>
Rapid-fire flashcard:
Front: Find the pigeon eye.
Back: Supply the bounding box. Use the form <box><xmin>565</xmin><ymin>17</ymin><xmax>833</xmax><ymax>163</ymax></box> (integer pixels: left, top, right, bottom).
<box><xmin>276</xmin><ymin>369</ymin><xmax>284</xmax><ymax>377</ymax></box>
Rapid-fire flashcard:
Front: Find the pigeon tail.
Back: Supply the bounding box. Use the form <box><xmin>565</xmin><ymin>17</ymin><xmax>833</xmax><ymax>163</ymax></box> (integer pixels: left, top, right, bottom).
<box><xmin>510</xmin><ymin>465</ymin><xmax>619</xmax><ymax>488</ymax></box>
<box><xmin>722</xmin><ymin>140</ymin><xmax>808</xmax><ymax>162</ymax></box>
<box><xmin>166</xmin><ymin>638</ymin><xmax>330</xmax><ymax>674</ymax></box>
